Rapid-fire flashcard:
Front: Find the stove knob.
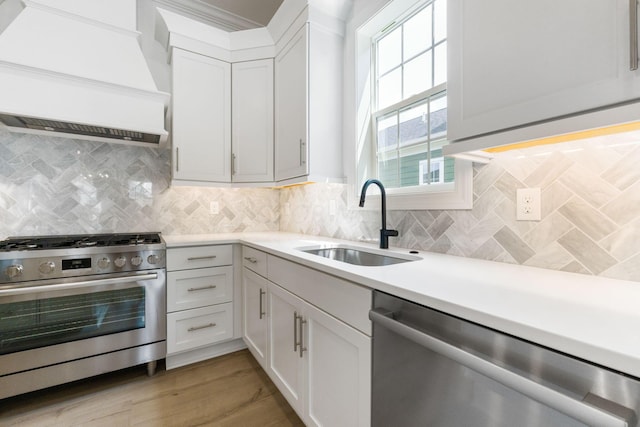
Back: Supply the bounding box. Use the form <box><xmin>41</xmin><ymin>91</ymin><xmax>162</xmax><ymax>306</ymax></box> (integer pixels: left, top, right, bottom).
<box><xmin>131</xmin><ymin>256</ymin><xmax>142</xmax><ymax>267</ymax></box>
<box><xmin>5</xmin><ymin>264</ymin><xmax>23</xmax><ymax>279</ymax></box>
<box><xmin>97</xmin><ymin>257</ymin><xmax>111</xmax><ymax>269</ymax></box>
<box><xmin>114</xmin><ymin>256</ymin><xmax>127</xmax><ymax>268</ymax></box>
<box><xmin>147</xmin><ymin>254</ymin><xmax>159</xmax><ymax>264</ymax></box>
<box><xmin>39</xmin><ymin>261</ymin><xmax>55</xmax><ymax>275</ymax></box>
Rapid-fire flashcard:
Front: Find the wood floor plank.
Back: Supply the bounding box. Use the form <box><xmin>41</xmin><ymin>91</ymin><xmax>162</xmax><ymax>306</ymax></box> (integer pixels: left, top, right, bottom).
<box><xmin>0</xmin><ymin>350</ymin><xmax>304</xmax><ymax>427</ymax></box>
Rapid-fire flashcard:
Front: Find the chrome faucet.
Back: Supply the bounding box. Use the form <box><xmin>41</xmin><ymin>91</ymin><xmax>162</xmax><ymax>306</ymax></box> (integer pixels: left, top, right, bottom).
<box><xmin>359</xmin><ymin>179</ymin><xmax>398</xmax><ymax>249</ymax></box>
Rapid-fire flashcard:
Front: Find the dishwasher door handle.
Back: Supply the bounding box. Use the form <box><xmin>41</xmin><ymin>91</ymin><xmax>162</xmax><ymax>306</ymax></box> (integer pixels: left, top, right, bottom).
<box><xmin>369</xmin><ymin>308</ymin><xmax>636</xmax><ymax>427</ymax></box>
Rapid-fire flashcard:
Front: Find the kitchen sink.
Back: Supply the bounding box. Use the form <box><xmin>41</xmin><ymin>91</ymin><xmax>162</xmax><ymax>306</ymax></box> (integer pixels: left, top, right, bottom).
<box><xmin>299</xmin><ymin>245</ymin><xmax>420</xmax><ymax>266</ymax></box>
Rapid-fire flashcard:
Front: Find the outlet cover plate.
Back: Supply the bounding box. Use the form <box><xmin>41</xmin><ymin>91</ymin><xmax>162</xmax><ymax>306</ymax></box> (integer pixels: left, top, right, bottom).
<box><xmin>516</xmin><ymin>188</ymin><xmax>541</xmax><ymax>221</ymax></box>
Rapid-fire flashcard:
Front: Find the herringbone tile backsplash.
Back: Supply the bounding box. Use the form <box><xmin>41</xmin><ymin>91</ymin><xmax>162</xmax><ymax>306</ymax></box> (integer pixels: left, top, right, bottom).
<box><xmin>0</xmin><ymin>129</ymin><xmax>279</xmax><ymax>236</ymax></box>
<box><xmin>280</xmin><ymin>135</ymin><xmax>640</xmax><ymax>282</ymax></box>
<box><xmin>1</xmin><ymin>128</ymin><xmax>639</xmax><ymax>281</ymax></box>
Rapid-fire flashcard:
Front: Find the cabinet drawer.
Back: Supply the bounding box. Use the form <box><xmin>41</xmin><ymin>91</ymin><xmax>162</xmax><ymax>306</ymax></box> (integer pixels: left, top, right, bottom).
<box><xmin>167</xmin><ymin>245</ymin><xmax>232</xmax><ymax>271</ymax></box>
<box><xmin>167</xmin><ymin>266</ymin><xmax>232</xmax><ymax>313</ymax></box>
<box><xmin>242</xmin><ymin>246</ymin><xmax>267</xmax><ymax>277</ymax></box>
<box><xmin>167</xmin><ymin>303</ymin><xmax>233</xmax><ymax>354</ymax></box>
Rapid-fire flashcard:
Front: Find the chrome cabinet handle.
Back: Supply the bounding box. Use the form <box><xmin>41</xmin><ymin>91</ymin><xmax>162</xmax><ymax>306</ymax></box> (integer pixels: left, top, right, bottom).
<box><xmin>187</xmin><ymin>285</ymin><xmax>217</xmax><ymax>292</ymax></box>
<box><xmin>232</xmin><ymin>153</ymin><xmax>237</xmax><ymax>175</ymax></box>
<box><xmin>293</xmin><ymin>311</ymin><xmax>299</xmax><ymax>351</ymax></box>
<box><xmin>259</xmin><ymin>288</ymin><xmax>265</xmax><ymax>319</ymax></box>
<box><xmin>299</xmin><ymin>139</ymin><xmax>306</xmax><ymax>166</ymax></box>
<box><xmin>298</xmin><ymin>316</ymin><xmax>307</xmax><ymax>358</ymax></box>
<box><xmin>187</xmin><ymin>255</ymin><xmax>217</xmax><ymax>261</ymax></box>
<box><xmin>244</xmin><ymin>257</ymin><xmax>258</xmax><ymax>263</ymax></box>
<box><xmin>632</xmin><ymin>0</ymin><xmax>638</xmax><ymax>70</ymax></box>
<box><xmin>188</xmin><ymin>323</ymin><xmax>216</xmax><ymax>332</ymax></box>
<box><xmin>369</xmin><ymin>308</ymin><xmax>635</xmax><ymax>427</ymax></box>
<box><xmin>176</xmin><ymin>147</ymin><xmax>180</xmax><ymax>172</ymax></box>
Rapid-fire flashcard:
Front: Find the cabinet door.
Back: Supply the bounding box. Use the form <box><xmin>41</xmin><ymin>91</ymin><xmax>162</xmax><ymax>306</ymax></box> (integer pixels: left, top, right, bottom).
<box><xmin>172</xmin><ymin>48</ymin><xmax>231</xmax><ymax>182</ymax></box>
<box><xmin>275</xmin><ymin>25</ymin><xmax>308</xmax><ymax>182</ymax></box>
<box><xmin>232</xmin><ymin>59</ymin><xmax>274</xmax><ymax>183</ymax></box>
<box><xmin>242</xmin><ymin>268</ymin><xmax>268</xmax><ymax>368</ymax></box>
<box><xmin>448</xmin><ymin>0</ymin><xmax>640</xmax><ymax>141</ymax></box>
<box><xmin>267</xmin><ymin>281</ymin><xmax>305</xmax><ymax>416</ymax></box>
<box><xmin>304</xmin><ymin>301</ymin><xmax>371</xmax><ymax>427</ymax></box>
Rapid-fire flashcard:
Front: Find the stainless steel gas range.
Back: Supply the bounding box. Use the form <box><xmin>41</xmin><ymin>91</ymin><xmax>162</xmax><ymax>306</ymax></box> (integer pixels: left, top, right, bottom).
<box><xmin>0</xmin><ymin>233</ymin><xmax>166</xmax><ymax>399</ymax></box>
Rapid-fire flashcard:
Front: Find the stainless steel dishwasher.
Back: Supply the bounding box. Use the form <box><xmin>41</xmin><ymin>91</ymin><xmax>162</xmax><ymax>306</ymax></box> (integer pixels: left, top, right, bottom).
<box><xmin>370</xmin><ymin>290</ymin><xmax>640</xmax><ymax>427</ymax></box>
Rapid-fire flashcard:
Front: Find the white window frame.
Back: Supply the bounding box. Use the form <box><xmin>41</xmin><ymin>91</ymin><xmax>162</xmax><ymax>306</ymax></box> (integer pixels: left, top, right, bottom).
<box><xmin>345</xmin><ymin>0</ymin><xmax>472</xmax><ymax>210</ymax></box>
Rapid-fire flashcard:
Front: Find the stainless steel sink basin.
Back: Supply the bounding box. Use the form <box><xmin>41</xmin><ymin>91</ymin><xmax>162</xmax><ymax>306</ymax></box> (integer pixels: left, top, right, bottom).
<box><xmin>299</xmin><ymin>245</ymin><xmax>419</xmax><ymax>266</ymax></box>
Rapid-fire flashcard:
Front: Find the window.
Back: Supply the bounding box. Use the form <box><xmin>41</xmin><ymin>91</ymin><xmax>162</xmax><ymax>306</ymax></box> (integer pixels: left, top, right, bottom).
<box><xmin>373</xmin><ymin>0</ymin><xmax>450</xmax><ymax>191</ymax></box>
<box><xmin>349</xmin><ymin>0</ymin><xmax>472</xmax><ymax>210</ymax></box>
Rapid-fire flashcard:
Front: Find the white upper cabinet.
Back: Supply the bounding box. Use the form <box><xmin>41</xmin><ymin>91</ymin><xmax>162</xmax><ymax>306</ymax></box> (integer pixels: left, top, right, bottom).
<box><xmin>446</xmin><ymin>0</ymin><xmax>640</xmax><ymax>152</ymax></box>
<box><xmin>171</xmin><ymin>48</ymin><xmax>231</xmax><ymax>183</ymax></box>
<box><xmin>274</xmin><ymin>22</ymin><xmax>344</xmax><ymax>184</ymax></box>
<box><xmin>275</xmin><ymin>26</ymin><xmax>308</xmax><ymax>182</ymax></box>
<box><xmin>232</xmin><ymin>59</ymin><xmax>274</xmax><ymax>183</ymax></box>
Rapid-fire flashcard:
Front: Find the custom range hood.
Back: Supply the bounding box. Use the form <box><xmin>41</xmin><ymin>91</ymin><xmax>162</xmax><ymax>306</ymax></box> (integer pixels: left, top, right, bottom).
<box><xmin>0</xmin><ymin>0</ymin><xmax>169</xmax><ymax>146</ymax></box>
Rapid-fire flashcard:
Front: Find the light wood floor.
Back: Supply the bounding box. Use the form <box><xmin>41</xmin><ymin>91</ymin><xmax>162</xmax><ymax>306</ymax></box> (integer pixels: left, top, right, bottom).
<box><xmin>0</xmin><ymin>350</ymin><xmax>304</xmax><ymax>427</ymax></box>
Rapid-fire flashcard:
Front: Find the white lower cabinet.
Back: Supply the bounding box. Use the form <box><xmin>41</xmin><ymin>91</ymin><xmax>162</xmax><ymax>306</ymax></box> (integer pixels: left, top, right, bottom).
<box><xmin>242</xmin><ymin>267</ymin><xmax>268</xmax><ymax>367</ymax></box>
<box><xmin>241</xmin><ymin>248</ymin><xmax>371</xmax><ymax>427</ymax></box>
<box><xmin>166</xmin><ymin>245</ymin><xmax>244</xmax><ymax>369</ymax></box>
<box><xmin>267</xmin><ymin>281</ymin><xmax>371</xmax><ymax>427</ymax></box>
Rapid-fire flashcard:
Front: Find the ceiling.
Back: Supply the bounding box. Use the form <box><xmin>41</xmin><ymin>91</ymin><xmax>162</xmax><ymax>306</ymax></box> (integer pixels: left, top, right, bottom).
<box><xmin>154</xmin><ymin>0</ymin><xmax>284</xmax><ymax>31</ymax></box>
<box><xmin>199</xmin><ymin>0</ymin><xmax>284</xmax><ymax>27</ymax></box>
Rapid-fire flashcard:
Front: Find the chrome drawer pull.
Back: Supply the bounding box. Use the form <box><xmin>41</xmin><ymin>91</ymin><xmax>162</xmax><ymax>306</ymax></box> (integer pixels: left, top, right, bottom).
<box><xmin>631</xmin><ymin>0</ymin><xmax>639</xmax><ymax>70</ymax></box>
<box><xmin>293</xmin><ymin>311</ymin><xmax>299</xmax><ymax>351</ymax></box>
<box><xmin>259</xmin><ymin>288</ymin><xmax>266</xmax><ymax>319</ymax></box>
<box><xmin>244</xmin><ymin>256</ymin><xmax>258</xmax><ymax>263</ymax></box>
<box><xmin>188</xmin><ymin>323</ymin><xmax>216</xmax><ymax>332</ymax></box>
<box><xmin>298</xmin><ymin>317</ymin><xmax>307</xmax><ymax>358</ymax></box>
<box><xmin>187</xmin><ymin>285</ymin><xmax>217</xmax><ymax>292</ymax></box>
<box><xmin>187</xmin><ymin>255</ymin><xmax>217</xmax><ymax>261</ymax></box>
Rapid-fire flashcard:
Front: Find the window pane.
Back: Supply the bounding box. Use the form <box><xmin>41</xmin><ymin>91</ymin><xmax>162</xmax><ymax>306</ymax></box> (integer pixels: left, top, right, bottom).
<box><xmin>399</xmin><ymin>144</ymin><xmax>428</xmax><ymax>187</ymax></box>
<box><xmin>429</xmin><ymin>94</ymin><xmax>447</xmax><ymax>140</ymax></box>
<box><xmin>377</xmin><ymin>27</ymin><xmax>402</xmax><ymax>75</ymax></box>
<box><xmin>403</xmin><ymin>6</ymin><xmax>432</xmax><ymax>60</ymax></box>
<box><xmin>377</xmin><ymin>113</ymin><xmax>398</xmax><ymax>152</ymax></box>
<box><xmin>378</xmin><ymin>151</ymin><xmax>399</xmax><ymax>188</ymax></box>
<box><xmin>399</xmin><ymin>100</ymin><xmax>428</xmax><ymax>147</ymax></box>
<box><xmin>434</xmin><ymin>0</ymin><xmax>447</xmax><ymax>44</ymax></box>
<box><xmin>434</xmin><ymin>41</ymin><xmax>447</xmax><ymax>86</ymax></box>
<box><xmin>403</xmin><ymin>52</ymin><xmax>431</xmax><ymax>99</ymax></box>
<box><xmin>378</xmin><ymin>67</ymin><xmax>402</xmax><ymax>109</ymax></box>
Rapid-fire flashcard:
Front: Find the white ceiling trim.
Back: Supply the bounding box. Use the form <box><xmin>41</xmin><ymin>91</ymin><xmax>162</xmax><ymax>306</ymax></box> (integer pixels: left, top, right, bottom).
<box><xmin>152</xmin><ymin>0</ymin><xmax>262</xmax><ymax>32</ymax></box>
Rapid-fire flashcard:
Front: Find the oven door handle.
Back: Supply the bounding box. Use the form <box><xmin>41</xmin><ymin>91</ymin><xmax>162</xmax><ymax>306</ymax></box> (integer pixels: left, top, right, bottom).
<box><xmin>0</xmin><ymin>273</ymin><xmax>159</xmax><ymax>296</ymax></box>
<box><xmin>369</xmin><ymin>308</ymin><xmax>636</xmax><ymax>427</ymax></box>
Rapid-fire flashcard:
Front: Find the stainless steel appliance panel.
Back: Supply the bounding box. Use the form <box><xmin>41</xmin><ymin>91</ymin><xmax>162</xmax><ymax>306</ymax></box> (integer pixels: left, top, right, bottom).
<box><xmin>371</xmin><ymin>291</ymin><xmax>640</xmax><ymax>427</ymax></box>
<box><xmin>0</xmin><ymin>270</ymin><xmax>165</xmax><ymax>377</ymax></box>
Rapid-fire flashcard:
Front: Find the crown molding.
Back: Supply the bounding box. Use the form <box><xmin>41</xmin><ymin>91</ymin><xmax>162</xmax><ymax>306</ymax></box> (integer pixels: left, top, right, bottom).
<box><xmin>152</xmin><ymin>0</ymin><xmax>262</xmax><ymax>32</ymax></box>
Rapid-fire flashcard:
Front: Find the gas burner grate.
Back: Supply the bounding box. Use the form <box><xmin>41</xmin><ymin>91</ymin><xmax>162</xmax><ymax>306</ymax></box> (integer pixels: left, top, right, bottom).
<box><xmin>0</xmin><ymin>233</ymin><xmax>162</xmax><ymax>251</ymax></box>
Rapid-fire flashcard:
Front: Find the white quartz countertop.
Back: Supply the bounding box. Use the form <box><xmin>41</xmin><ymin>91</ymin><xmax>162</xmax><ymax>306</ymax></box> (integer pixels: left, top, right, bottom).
<box><xmin>164</xmin><ymin>232</ymin><xmax>640</xmax><ymax>378</ymax></box>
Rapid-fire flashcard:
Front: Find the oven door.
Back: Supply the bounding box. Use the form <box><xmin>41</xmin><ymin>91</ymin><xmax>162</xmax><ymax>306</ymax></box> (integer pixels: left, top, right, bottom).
<box><xmin>0</xmin><ymin>269</ymin><xmax>166</xmax><ymax>377</ymax></box>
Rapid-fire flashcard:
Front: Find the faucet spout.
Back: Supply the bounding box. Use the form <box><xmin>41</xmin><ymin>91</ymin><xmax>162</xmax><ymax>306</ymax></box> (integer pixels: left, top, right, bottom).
<box><xmin>359</xmin><ymin>179</ymin><xmax>398</xmax><ymax>249</ymax></box>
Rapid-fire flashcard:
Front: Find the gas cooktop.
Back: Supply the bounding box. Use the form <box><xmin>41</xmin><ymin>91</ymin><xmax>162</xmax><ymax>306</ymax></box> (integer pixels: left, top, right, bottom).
<box><xmin>0</xmin><ymin>233</ymin><xmax>163</xmax><ymax>251</ymax></box>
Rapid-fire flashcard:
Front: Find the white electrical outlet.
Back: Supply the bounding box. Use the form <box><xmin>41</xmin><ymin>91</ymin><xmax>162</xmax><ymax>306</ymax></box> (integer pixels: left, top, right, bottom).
<box><xmin>516</xmin><ymin>188</ymin><xmax>541</xmax><ymax>221</ymax></box>
<box><xmin>209</xmin><ymin>201</ymin><xmax>219</xmax><ymax>215</ymax></box>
